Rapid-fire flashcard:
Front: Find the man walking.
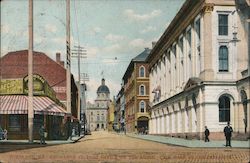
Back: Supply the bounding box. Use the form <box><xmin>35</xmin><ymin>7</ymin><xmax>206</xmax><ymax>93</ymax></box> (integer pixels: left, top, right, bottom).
<box><xmin>224</xmin><ymin>122</ymin><xmax>233</xmax><ymax>147</ymax></box>
<box><xmin>204</xmin><ymin>126</ymin><xmax>210</xmax><ymax>142</ymax></box>
<box><xmin>39</xmin><ymin>125</ymin><xmax>46</xmax><ymax>144</ymax></box>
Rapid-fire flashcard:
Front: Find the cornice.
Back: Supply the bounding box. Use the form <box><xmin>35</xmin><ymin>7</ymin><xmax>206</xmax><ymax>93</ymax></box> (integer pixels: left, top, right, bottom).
<box><xmin>148</xmin><ymin>0</ymin><xmax>235</xmax><ymax>70</ymax></box>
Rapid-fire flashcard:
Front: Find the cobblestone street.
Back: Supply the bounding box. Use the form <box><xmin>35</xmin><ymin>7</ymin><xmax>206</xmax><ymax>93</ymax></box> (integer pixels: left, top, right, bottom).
<box><xmin>0</xmin><ymin>131</ymin><xmax>249</xmax><ymax>163</ymax></box>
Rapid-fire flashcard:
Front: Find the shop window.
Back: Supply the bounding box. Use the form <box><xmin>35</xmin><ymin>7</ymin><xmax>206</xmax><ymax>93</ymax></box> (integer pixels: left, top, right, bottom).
<box><xmin>9</xmin><ymin>115</ymin><xmax>21</xmax><ymax>131</ymax></box>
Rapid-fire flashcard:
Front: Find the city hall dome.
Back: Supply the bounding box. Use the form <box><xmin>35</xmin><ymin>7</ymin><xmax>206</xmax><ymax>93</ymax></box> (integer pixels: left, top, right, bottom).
<box><xmin>97</xmin><ymin>78</ymin><xmax>110</xmax><ymax>94</ymax></box>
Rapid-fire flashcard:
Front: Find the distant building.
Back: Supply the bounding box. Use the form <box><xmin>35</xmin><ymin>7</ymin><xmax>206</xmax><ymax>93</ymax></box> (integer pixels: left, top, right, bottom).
<box><xmin>107</xmin><ymin>98</ymin><xmax>115</xmax><ymax>131</ymax></box>
<box><xmin>147</xmin><ymin>0</ymin><xmax>249</xmax><ymax>140</ymax></box>
<box><xmin>123</xmin><ymin>48</ymin><xmax>151</xmax><ymax>133</ymax></box>
<box><xmin>86</xmin><ymin>79</ymin><xmax>110</xmax><ymax>131</ymax></box>
<box><xmin>114</xmin><ymin>85</ymin><xmax>125</xmax><ymax>132</ymax></box>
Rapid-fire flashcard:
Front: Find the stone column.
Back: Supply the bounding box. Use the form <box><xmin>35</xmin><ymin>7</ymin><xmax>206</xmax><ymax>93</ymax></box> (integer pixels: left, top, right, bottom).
<box><xmin>162</xmin><ymin>114</ymin><xmax>165</xmax><ymax>134</ymax></box>
<box><xmin>247</xmin><ymin>101</ymin><xmax>250</xmax><ymax>133</ymax></box>
<box><xmin>198</xmin><ymin>88</ymin><xmax>204</xmax><ymax>139</ymax></box>
<box><xmin>200</xmin><ymin>3</ymin><xmax>214</xmax><ymax>81</ymax></box>
<box><xmin>165</xmin><ymin>114</ymin><xmax>169</xmax><ymax>134</ymax></box>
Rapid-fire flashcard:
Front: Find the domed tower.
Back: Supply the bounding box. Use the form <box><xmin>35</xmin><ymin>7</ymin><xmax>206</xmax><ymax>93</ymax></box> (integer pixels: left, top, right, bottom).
<box><xmin>95</xmin><ymin>78</ymin><xmax>110</xmax><ymax>108</ymax></box>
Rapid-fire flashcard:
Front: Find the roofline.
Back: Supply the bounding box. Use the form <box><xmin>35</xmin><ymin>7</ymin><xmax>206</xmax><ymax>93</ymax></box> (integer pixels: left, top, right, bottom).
<box><xmin>146</xmin><ymin>0</ymin><xmax>235</xmax><ymax>70</ymax></box>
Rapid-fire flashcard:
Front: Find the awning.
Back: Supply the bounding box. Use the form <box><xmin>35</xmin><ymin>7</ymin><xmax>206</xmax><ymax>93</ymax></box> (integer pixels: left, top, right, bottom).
<box><xmin>0</xmin><ymin>95</ymin><xmax>67</xmax><ymax>116</ymax></box>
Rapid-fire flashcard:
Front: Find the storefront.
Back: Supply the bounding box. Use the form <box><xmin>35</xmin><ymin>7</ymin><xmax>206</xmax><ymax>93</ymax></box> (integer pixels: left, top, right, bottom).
<box><xmin>0</xmin><ymin>75</ymin><xmax>68</xmax><ymax>140</ymax></box>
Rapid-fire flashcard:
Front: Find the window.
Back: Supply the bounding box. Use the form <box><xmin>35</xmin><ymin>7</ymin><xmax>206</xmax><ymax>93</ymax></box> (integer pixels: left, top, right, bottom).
<box><xmin>139</xmin><ymin>66</ymin><xmax>145</xmax><ymax>77</ymax></box>
<box><xmin>179</xmin><ymin>37</ymin><xmax>183</xmax><ymax>53</ymax></box>
<box><xmin>187</xmin><ymin>29</ymin><xmax>192</xmax><ymax>47</ymax></box>
<box><xmin>9</xmin><ymin>115</ymin><xmax>21</xmax><ymax>131</ymax></box>
<box><xmin>219</xmin><ymin>46</ymin><xmax>228</xmax><ymax>72</ymax></box>
<box><xmin>140</xmin><ymin>101</ymin><xmax>145</xmax><ymax>112</ymax></box>
<box><xmin>218</xmin><ymin>14</ymin><xmax>228</xmax><ymax>35</ymax></box>
<box><xmin>140</xmin><ymin>85</ymin><xmax>145</xmax><ymax>95</ymax></box>
<box><xmin>195</xmin><ymin>19</ymin><xmax>201</xmax><ymax>41</ymax></box>
<box><xmin>173</xmin><ymin>45</ymin><xmax>176</xmax><ymax>69</ymax></box>
<box><xmin>219</xmin><ymin>96</ymin><xmax>230</xmax><ymax>122</ymax></box>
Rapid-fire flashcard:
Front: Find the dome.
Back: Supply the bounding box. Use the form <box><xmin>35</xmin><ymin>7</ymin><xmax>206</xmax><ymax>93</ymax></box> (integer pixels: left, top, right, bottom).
<box><xmin>97</xmin><ymin>78</ymin><xmax>110</xmax><ymax>94</ymax></box>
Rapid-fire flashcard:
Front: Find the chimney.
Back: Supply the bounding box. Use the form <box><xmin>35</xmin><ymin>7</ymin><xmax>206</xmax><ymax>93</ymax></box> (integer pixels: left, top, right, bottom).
<box><xmin>56</xmin><ymin>52</ymin><xmax>61</xmax><ymax>63</ymax></box>
<box><xmin>152</xmin><ymin>41</ymin><xmax>157</xmax><ymax>48</ymax></box>
<box><xmin>60</xmin><ymin>61</ymin><xmax>65</xmax><ymax>67</ymax></box>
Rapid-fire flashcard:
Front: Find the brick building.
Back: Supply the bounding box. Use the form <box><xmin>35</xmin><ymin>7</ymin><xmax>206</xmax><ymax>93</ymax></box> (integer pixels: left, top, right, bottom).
<box><xmin>123</xmin><ymin>48</ymin><xmax>151</xmax><ymax>133</ymax></box>
<box><xmin>0</xmin><ymin>50</ymin><xmax>79</xmax><ymax>117</ymax></box>
<box><xmin>0</xmin><ymin>50</ymin><xmax>79</xmax><ymax>140</ymax></box>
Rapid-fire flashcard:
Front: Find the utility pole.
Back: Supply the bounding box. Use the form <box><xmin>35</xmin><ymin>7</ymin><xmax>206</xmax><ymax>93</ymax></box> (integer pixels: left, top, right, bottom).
<box><xmin>66</xmin><ymin>0</ymin><xmax>71</xmax><ymax>114</ymax></box>
<box><xmin>72</xmin><ymin>46</ymin><xmax>87</xmax><ymax>135</ymax></box>
<box><xmin>28</xmin><ymin>0</ymin><xmax>34</xmax><ymax>143</ymax></box>
<box><xmin>80</xmin><ymin>73</ymin><xmax>89</xmax><ymax>135</ymax></box>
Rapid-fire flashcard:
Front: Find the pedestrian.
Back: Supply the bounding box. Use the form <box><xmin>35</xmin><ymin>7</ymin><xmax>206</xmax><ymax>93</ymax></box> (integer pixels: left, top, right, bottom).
<box><xmin>204</xmin><ymin>126</ymin><xmax>210</xmax><ymax>142</ymax></box>
<box><xmin>39</xmin><ymin>125</ymin><xmax>46</xmax><ymax>144</ymax></box>
<box><xmin>3</xmin><ymin>129</ymin><xmax>8</xmax><ymax>140</ymax></box>
<box><xmin>224</xmin><ymin>122</ymin><xmax>233</xmax><ymax>147</ymax></box>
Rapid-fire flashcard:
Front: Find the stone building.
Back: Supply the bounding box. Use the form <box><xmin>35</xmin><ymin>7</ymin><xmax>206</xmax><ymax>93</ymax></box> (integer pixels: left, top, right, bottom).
<box><xmin>86</xmin><ymin>79</ymin><xmax>110</xmax><ymax>131</ymax></box>
<box><xmin>123</xmin><ymin>48</ymin><xmax>151</xmax><ymax>133</ymax></box>
<box><xmin>147</xmin><ymin>0</ymin><xmax>249</xmax><ymax>140</ymax></box>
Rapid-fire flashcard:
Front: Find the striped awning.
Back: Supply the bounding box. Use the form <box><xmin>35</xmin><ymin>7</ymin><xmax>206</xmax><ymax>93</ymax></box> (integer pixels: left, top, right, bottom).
<box><xmin>0</xmin><ymin>95</ymin><xmax>67</xmax><ymax>116</ymax></box>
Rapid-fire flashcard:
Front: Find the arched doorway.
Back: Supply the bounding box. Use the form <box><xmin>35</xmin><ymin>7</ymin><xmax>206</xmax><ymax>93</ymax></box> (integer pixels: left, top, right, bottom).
<box><xmin>241</xmin><ymin>90</ymin><xmax>248</xmax><ymax>133</ymax></box>
<box><xmin>137</xmin><ymin>116</ymin><xmax>149</xmax><ymax>134</ymax></box>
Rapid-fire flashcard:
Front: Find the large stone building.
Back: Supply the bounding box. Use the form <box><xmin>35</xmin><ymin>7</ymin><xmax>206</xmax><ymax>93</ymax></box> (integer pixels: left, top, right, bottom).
<box><xmin>147</xmin><ymin>0</ymin><xmax>250</xmax><ymax>140</ymax></box>
<box><xmin>123</xmin><ymin>48</ymin><xmax>151</xmax><ymax>133</ymax></box>
<box><xmin>86</xmin><ymin>79</ymin><xmax>110</xmax><ymax>131</ymax></box>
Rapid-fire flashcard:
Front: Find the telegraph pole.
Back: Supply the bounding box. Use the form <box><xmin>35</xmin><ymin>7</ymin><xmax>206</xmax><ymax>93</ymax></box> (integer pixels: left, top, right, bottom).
<box><xmin>66</xmin><ymin>0</ymin><xmax>71</xmax><ymax>113</ymax></box>
<box><xmin>71</xmin><ymin>46</ymin><xmax>86</xmax><ymax>122</ymax></box>
<box><xmin>28</xmin><ymin>0</ymin><xmax>34</xmax><ymax>143</ymax></box>
<box><xmin>81</xmin><ymin>73</ymin><xmax>89</xmax><ymax>134</ymax></box>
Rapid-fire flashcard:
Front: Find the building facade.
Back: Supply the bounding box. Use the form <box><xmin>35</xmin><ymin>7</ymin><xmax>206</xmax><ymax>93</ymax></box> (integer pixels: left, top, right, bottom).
<box><xmin>123</xmin><ymin>48</ymin><xmax>151</xmax><ymax>133</ymax></box>
<box><xmin>0</xmin><ymin>50</ymin><xmax>81</xmax><ymax>140</ymax></box>
<box><xmin>0</xmin><ymin>50</ymin><xmax>79</xmax><ymax>118</ymax></box>
<box><xmin>147</xmin><ymin>0</ymin><xmax>250</xmax><ymax>140</ymax></box>
<box><xmin>86</xmin><ymin>79</ymin><xmax>110</xmax><ymax>131</ymax></box>
<box><xmin>107</xmin><ymin>99</ymin><xmax>115</xmax><ymax>131</ymax></box>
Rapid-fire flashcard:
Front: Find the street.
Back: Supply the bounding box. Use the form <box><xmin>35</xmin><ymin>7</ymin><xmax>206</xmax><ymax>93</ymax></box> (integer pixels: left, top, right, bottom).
<box><xmin>0</xmin><ymin>131</ymin><xmax>249</xmax><ymax>163</ymax></box>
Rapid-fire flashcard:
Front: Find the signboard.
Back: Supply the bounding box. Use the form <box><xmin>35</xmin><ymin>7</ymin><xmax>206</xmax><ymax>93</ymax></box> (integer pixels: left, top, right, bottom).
<box><xmin>0</xmin><ymin>79</ymin><xmax>23</xmax><ymax>94</ymax></box>
<box><xmin>24</xmin><ymin>74</ymin><xmax>45</xmax><ymax>95</ymax></box>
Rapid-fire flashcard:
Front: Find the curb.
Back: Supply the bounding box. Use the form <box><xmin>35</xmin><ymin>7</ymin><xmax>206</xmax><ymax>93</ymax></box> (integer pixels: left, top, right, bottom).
<box><xmin>126</xmin><ymin>134</ymin><xmax>250</xmax><ymax>149</ymax></box>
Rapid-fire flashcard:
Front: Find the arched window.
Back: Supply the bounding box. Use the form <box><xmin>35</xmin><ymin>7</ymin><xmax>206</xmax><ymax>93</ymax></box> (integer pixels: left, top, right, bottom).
<box><xmin>140</xmin><ymin>85</ymin><xmax>145</xmax><ymax>95</ymax></box>
<box><xmin>219</xmin><ymin>95</ymin><xmax>230</xmax><ymax>122</ymax></box>
<box><xmin>140</xmin><ymin>101</ymin><xmax>145</xmax><ymax>112</ymax></box>
<box><xmin>219</xmin><ymin>46</ymin><xmax>228</xmax><ymax>72</ymax></box>
<box><xmin>139</xmin><ymin>66</ymin><xmax>145</xmax><ymax>77</ymax></box>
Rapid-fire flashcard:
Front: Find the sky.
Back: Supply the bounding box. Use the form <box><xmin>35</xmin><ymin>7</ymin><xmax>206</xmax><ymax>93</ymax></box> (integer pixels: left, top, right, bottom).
<box><xmin>1</xmin><ymin>0</ymin><xmax>185</xmax><ymax>103</ymax></box>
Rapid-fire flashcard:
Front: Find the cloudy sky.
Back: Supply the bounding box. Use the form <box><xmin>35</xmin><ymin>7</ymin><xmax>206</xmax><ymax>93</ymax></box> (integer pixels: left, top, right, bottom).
<box><xmin>1</xmin><ymin>0</ymin><xmax>184</xmax><ymax>103</ymax></box>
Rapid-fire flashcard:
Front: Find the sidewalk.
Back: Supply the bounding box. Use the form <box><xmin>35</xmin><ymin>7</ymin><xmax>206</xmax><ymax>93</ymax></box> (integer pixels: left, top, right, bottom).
<box><xmin>0</xmin><ymin>135</ymin><xmax>85</xmax><ymax>145</ymax></box>
<box><xmin>126</xmin><ymin>133</ymin><xmax>250</xmax><ymax>148</ymax></box>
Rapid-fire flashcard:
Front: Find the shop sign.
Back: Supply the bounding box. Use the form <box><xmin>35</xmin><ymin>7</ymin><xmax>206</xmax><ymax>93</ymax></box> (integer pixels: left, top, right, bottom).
<box><xmin>24</xmin><ymin>74</ymin><xmax>45</xmax><ymax>95</ymax></box>
<box><xmin>0</xmin><ymin>79</ymin><xmax>23</xmax><ymax>94</ymax></box>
